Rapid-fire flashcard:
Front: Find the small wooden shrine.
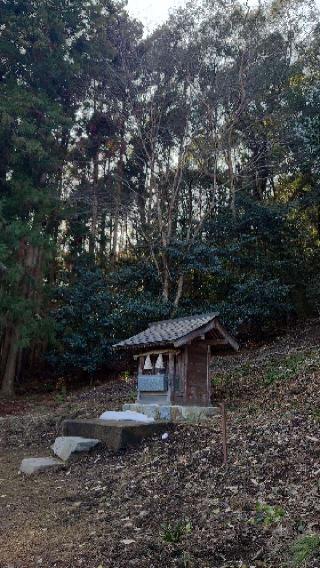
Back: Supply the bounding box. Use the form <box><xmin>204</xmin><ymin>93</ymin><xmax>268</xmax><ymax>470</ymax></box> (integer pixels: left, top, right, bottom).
<box><xmin>115</xmin><ymin>313</ymin><xmax>239</xmax><ymax>407</ymax></box>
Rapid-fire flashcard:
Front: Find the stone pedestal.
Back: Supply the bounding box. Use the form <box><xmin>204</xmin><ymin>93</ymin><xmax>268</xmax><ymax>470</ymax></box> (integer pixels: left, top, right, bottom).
<box><xmin>122</xmin><ymin>403</ymin><xmax>219</xmax><ymax>423</ymax></box>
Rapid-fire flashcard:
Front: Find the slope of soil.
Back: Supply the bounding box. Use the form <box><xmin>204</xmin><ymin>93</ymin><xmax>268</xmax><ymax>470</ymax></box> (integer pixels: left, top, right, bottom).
<box><xmin>0</xmin><ymin>319</ymin><xmax>319</xmax><ymax>568</ymax></box>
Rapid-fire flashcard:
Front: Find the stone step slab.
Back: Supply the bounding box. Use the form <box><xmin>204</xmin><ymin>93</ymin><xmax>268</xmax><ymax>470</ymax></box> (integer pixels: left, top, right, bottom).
<box><xmin>62</xmin><ymin>419</ymin><xmax>170</xmax><ymax>452</ymax></box>
<box><xmin>20</xmin><ymin>457</ymin><xmax>65</xmax><ymax>475</ymax></box>
<box><xmin>51</xmin><ymin>436</ymin><xmax>100</xmax><ymax>461</ymax></box>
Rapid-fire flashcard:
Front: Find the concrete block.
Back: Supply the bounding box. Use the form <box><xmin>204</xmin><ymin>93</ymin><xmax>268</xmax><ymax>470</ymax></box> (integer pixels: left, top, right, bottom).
<box><xmin>20</xmin><ymin>457</ymin><xmax>65</xmax><ymax>475</ymax></box>
<box><xmin>51</xmin><ymin>436</ymin><xmax>100</xmax><ymax>461</ymax></box>
<box><xmin>123</xmin><ymin>403</ymin><xmax>219</xmax><ymax>423</ymax></box>
<box><xmin>62</xmin><ymin>419</ymin><xmax>169</xmax><ymax>452</ymax></box>
<box><xmin>159</xmin><ymin>406</ymin><xmax>172</xmax><ymax>421</ymax></box>
<box><xmin>180</xmin><ymin>405</ymin><xmax>220</xmax><ymax>422</ymax></box>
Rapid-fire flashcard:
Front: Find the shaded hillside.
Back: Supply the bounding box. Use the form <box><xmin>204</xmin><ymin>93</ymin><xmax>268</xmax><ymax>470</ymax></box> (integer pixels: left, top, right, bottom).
<box><xmin>0</xmin><ymin>320</ymin><xmax>319</xmax><ymax>567</ymax></box>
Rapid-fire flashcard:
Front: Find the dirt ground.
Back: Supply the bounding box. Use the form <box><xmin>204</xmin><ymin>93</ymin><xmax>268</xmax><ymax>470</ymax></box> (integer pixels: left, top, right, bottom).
<box><xmin>0</xmin><ymin>320</ymin><xmax>320</xmax><ymax>568</ymax></box>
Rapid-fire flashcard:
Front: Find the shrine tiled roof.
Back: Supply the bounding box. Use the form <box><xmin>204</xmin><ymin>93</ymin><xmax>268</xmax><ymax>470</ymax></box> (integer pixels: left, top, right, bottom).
<box><xmin>114</xmin><ymin>312</ymin><xmax>219</xmax><ymax>350</ymax></box>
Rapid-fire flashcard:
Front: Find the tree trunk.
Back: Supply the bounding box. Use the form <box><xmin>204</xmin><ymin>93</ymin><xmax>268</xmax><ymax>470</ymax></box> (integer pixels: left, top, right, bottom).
<box><xmin>0</xmin><ymin>326</ymin><xmax>19</xmax><ymax>398</ymax></box>
<box><xmin>98</xmin><ymin>213</ymin><xmax>107</xmax><ymax>265</ymax></box>
<box><xmin>173</xmin><ymin>275</ymin><xmax>184</xmax><ymax>308</ymax></box>
<box><xmin>111</xmin><ymin>145</ymin><xmax>125</xmax><ymax>262</ymax></box>
<box><xmin>162</xmin><ymin>259</ymin><xmax>170</xmax><ymax>303</ymax></box>
<box><xmin>112</xmin><ymin>207</ymin><xmax>120</xmax><ymax>260</ymax></box>
<box><xmin>0</xmin><ymin>326</ymin><xmax>11</xmax><ymax>379</ymax></box>
<box><xmin>89</xmin><ymin>154</ymin><xmax>99</xmax><ymax>257</ymax></box>
<box><xmin>226</xmin><ymin>145</ymin><xmax>236</xmax><ymax>219</ymax></box>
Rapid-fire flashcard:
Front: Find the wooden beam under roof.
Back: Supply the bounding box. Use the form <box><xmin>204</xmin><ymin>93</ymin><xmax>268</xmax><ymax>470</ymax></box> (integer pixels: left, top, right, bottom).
<box><xmin>173</xmin><ymin>318</ymin><xmax>239</xmax><ymax>351</ymax></box>
<box><xmin>214</xmin><ymin>320</ymin><xmax>239</xmax><ymax>351</ymax></box>
<box><xmin>206</xmin><ymin>339</ymin><xmax>229</xmax><ymax>346</ymax></box>
<box><xmin>133</xmin><ymin>348</ymin><xmax>180</xmax><ymax>360</ymax></box>
<box><xmin>173</xmin><ymin>319</ymin><xmax>217</xmax><ymax>347</ymax></box>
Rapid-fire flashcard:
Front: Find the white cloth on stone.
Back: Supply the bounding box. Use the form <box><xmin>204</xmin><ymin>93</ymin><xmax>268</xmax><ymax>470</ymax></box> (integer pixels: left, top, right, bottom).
<box><xmin>99</xmin><ymin>410</ymin><xmax>154</xmax><ymax>423</ymax></box>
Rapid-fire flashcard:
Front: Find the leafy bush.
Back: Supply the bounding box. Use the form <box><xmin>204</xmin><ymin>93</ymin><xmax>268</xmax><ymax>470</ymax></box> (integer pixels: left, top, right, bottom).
<box><xmin>220</xmin><ymin>277</ymin><xmax>292</xmax><ymax>335</ymax></box>
<box><xmin>46</xmin><ymin>258</ymin><xmax>174</xmax><ymax>378</ymax></box>
<box><xmin>47</xmin><ymin>262</ymin><xmax>115</xmax><ymax>377</ymax></box>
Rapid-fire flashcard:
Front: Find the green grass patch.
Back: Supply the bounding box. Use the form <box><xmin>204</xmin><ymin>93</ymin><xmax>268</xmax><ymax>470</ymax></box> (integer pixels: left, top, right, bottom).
<box><xmin>263</xmin><ymin>353</ymin><xmax>306</xmax><ymax>385</ymax></box>
<box><xmin>251</xmin><ymin>502</ymin><xmax>285</xmax><ymax>527</ymax></box>
<box><xmin>263</xmin><ymin>350</ymin><xmax>320</xmax><ymax>385</ymax></box>
<box><xmin>290</xmin><ymin>534</ymin><xmax>320</xmax><ymax>566</ymax></box>
<box><xmin>160</xmin><ymin>520</ymin><xmax>192</xmax><ymax>544</ymax></box>
<box><xmin>312</xmin><ymin>407</ymin><xmax>320</xmax><ymax>422</ymax></box>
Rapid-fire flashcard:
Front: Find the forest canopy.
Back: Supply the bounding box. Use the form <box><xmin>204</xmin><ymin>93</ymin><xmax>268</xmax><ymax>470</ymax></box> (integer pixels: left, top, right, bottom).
<box><xmin>1</xmin><ymin>0</ymin><xmax>320</xmax><ymax>396</ymax></box>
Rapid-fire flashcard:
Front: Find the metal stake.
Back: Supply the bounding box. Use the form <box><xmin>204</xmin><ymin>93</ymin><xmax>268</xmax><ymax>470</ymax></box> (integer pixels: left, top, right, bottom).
<box><xmin>220</xmin><ymin>402</ymin><xmax>227</xmax><ymax>465</ymax></box>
